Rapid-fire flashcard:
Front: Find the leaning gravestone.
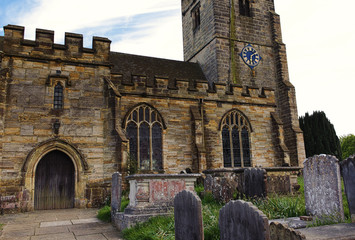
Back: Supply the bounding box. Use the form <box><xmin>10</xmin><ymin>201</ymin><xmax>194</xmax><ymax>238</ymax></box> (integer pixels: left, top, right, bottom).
<box><xmin>244</xmin><ymin>168</ymin><xmax>266</xmax><ymax>198</ymax></box>
<box><xmin>340</xmin><ymin>155</ymin><xmax>355</xmax><ymax>222</ymax></box>
<box><xmin>111</xmin><ymin>172</ymin><xmax>122</xmax><ymax>216</ymax></box>
<box><xmin>219</xmin><ymin>200</ymin><xmax>270</xmax><ymax>240</ymax></box>
<box><xmin>174</xmin><ymin>190</ymin><xmax>204</xmax><ymax>240</ymax></box>
<box><xmin>303</xmin><ymin>155</ymin><xmax>344</xmax><ymax>221</ymax></box>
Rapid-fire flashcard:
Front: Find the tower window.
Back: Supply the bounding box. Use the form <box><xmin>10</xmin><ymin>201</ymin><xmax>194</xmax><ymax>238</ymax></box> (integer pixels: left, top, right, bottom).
<box><xmin>239</xmin><ymin>0</ymin><xmax>251</xmax><ymax>17</ymax></box>
<box><xmin>53</xmin><ymin>82</ymin><xmax>63</xmax><ymax>109</ymax></box>
<box><xmin>192</xmin><ymin>3</ymin><xmax>201</xmax><ymax>31</ymax></box>
<box><xmin>221</xmin><ymin>110</ymin><xmax>251</xmax><ymax>167</ymax></box>
<box><xmin>125</xmin><ymin>104</ymin><xmax>164</xmax><ymax>171</ymax></box>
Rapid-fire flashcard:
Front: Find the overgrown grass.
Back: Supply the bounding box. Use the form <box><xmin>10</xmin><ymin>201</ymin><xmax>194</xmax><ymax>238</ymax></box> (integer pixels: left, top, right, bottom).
<box><xmin>114</xmin><ymin>176</ymin><xmax>353</xmax><ymax>239</ymax></box>
<box><xmin>123</xmin><ymin>215</ymin><xmax>175</xmax><ymax>240</ymax></box>
<box><xmin>97</xmin><ymin>205</ymin><xmax>111</xmax><ymax>222</ymax></box>
<box><xmin>97</xmin><ymin>192</ymin><xmax>130</xmax><ymax>222</ymax></box>
<box><xmin>253</xmin><ymin>195</ymin><xmax>306</xmax><ymax>219</ymax></box>
<box><xmin>123</xmin><ymin>191</ymin><xmax>222</xmax><ymax>240</ymax></box>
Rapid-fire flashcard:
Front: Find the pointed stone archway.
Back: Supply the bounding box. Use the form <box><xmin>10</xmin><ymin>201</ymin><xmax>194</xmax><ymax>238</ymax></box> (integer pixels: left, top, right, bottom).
<box><xmin>22</xmin><ymin>139</ymin><xmax>89</xmax><ymax>210</ymax></box>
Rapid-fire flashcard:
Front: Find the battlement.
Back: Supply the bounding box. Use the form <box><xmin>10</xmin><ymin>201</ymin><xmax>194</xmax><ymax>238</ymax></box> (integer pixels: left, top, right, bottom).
<box><xmin>3</xmin><ymin>25</ymin><xmax>111</xmax><ymax>63</ymax></box>
<box><xmin>111</xmin><ymin>73</ymin><xmax>276</xmax><ymax>106</ymax></box>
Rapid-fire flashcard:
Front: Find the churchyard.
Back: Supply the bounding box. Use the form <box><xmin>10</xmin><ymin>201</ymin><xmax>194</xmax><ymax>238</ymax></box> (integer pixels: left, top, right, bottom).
<box><xmin>107</xmin><ymin>155</ymin><xmax>355</xmax><ymax>239</ymax></box>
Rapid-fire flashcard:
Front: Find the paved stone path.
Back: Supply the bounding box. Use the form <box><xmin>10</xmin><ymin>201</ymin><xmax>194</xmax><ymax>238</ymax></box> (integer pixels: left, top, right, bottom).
<box><xmin>0</xmin><ymin>208</ymin><xmax>123</xmax><ymax>240</ymax></box>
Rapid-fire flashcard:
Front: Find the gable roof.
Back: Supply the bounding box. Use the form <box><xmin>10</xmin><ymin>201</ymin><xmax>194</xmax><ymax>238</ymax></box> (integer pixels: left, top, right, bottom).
<box><xmin>110</xmin><ymin>52</ymin><xmax>207</xmax><ymax>84</ymax></box>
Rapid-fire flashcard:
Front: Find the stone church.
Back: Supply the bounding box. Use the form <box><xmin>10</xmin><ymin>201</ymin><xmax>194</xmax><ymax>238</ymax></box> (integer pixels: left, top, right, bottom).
<box><xmin>0</xmin><ymin>0</ymin><xmax>305</xmax><ymax>211</ymax></box>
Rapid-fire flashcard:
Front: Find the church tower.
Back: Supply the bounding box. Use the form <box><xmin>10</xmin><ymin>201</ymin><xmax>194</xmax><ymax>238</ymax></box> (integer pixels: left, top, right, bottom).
<box><xmin>181</xmin><ymin>0</ymin><xmax>306</xmax><ymax>166</ymax></box>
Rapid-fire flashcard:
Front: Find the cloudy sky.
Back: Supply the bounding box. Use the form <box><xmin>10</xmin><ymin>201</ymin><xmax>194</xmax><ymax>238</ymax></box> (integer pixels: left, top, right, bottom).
<box><xmin>0</xmin><ymin>0</ymin><xmax>354</xmax><ymax>136</ymax></box>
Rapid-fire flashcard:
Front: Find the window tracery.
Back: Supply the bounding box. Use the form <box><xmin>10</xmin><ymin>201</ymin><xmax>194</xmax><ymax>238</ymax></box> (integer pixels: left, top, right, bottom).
<box><xmin>125</xmin><ymin>104</ymin><xmax>163</xmax><ymax>171</ymax></box>
<box><xmin>221</xmin><ymin>110</ymin><xmax>251</xmax><ymax>167</ymax></box>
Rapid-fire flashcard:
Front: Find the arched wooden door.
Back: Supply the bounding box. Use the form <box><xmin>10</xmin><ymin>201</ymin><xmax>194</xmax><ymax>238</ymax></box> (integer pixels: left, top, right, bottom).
<box><xmin>34</xmin><ymin>150</ymin><xmax>75</xmax><ymax>210</ymax></box>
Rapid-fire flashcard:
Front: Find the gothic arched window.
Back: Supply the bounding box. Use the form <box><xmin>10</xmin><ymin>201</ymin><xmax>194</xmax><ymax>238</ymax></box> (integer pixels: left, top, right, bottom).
<box><xmin>221</xmin><ymin>110</ymin><xmax>251</xmax><ymax>167</ymax></box>
<box><xmin>54</xmin><ymin>82</ymin><xmax>63</xmax><ymax>109</ymax></box>
<box><xmin>239</xmin><ymin>0</ymin><xmax>251</xmax><ymax>17</ymax></box>
<box><xmin>125</xmin><ymin>104</ymin><xmax>164</xmax><ymax>171</ymax></box>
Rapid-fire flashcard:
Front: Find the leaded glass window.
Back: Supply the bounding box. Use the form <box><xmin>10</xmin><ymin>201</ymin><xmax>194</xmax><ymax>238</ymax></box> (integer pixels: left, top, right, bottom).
<box><xmin>221</xmin><ymin>110</ymin><xmax>252</xmax><ymax>167</ymax></box>
<box><xmin>125</xmin><ymin>104</ymin><xmax>164</xmax><ymax>171</ymax></box>
<box><xmin>54</xmin><ymin>83</ymin><xmax>63</xmax><ymax>109</ymax></box>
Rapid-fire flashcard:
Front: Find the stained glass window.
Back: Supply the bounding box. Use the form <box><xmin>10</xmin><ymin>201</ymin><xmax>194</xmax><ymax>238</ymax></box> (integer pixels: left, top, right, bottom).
<box><xmin>221</xmin><ymin>110</ymin><xmax>251</xmax><ymax>167</ymax></box>
<box><xmin>54</xmin><ymin>83</ymin><xmax>63</xmax><ymax>109</ymax></box>
<box><xmin>125</xmin><ymin>104</ymin><xmax>164</xmax><ymax>171</ymax></box>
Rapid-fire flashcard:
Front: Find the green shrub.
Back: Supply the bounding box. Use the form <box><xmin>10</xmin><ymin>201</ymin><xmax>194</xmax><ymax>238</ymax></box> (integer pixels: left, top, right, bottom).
<box><xmin>97</xmin><ymin>205</ymin><xmax>111</xmax><ymax>222</ymax></box>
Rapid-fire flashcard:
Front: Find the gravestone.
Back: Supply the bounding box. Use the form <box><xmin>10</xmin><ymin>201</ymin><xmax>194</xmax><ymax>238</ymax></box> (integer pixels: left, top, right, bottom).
<box><xmin>244</xmin><ymin>168</ymin><xmax>266</xmax><ymax>198</ymax></box>
<box><xmin>303</xmin><ymin>155</ymin><xmax>344</xmax><ymax>221</ymax></box>
<box><xmin>174</xmin><ymin>190</ymin><xmax>204</xmax><ymax>240</ymax></box>
<box><xmin>111</xmin><ymin>172</ymin><xmax>122</xmax><ymax>215</ymax></box>
<box><xmin>340</xmin><ymin>155</ymin><xmax>355</xmax><ymax>222</ymax></box>
<box><xmin>269</xmin><ymin>222</ymin><xmax>306</xmax><ymax>240</ymax></box>
<box><xmin>219</xmin><ymin>200</ymin><xmax>270</xmax><ymax>240</ymax></box>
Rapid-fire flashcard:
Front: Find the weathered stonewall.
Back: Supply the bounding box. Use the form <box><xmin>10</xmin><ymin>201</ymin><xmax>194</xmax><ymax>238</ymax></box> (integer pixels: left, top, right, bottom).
<box><xmin>174</xmin><ymin>190</ymin><xmax>204</xmax><ymax>240</ymax></box>
<box><xmin>340</xmin><ymin>155</ymin><xmax>355</xmax><ymax>222</ymax></box>
<box><xmin>111</xmin><ymin>172</ymin><xmax>122</xmax><ymax>216</ymax></box>
<box><xmin>269</xmin><ymin>222</ymin><xmax>306</xmax><ymax>240</ymax></box>
<box><xmin>244</xmin><ymin>168</ymin><xmax>266</xmax><ymax>198</ymax></box>
<box><xmin>219</xmin><ymin>200</ymin><xmax>270</xmax><ymax>240</ymax></box>
<box><xmin>303</xmin><ymin>155</ymin><xmax>344</xmax><ymax>221</ymax></box>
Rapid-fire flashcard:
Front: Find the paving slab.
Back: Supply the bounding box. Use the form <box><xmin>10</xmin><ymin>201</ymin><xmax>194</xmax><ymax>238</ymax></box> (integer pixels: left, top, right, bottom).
<box><xmin>30</xmin><ymin>232</ymin><xmax>76</xmax><ymax>240</ymax></box>
<box><xmin>0</xmin><ymin>208</ymin><xmax>123</xmax><ymax>240</ymax></box>
<box><xmin>71</xmin><ymin>218</ymin><xmax>100</xmax><ymax>224</ymax></box>
<box><xmin>40</xmin><ymin>220</ymin><xmax>72</xmax><ymax>227</ymax></box>
<box><xmin>76</xmin><ymin>233</ymin><xmax>108</xmax><ymax>240</ymax></box>
<box><xmin>35</xmin><ymin>226</ymin><xmax>69</xmax><ymax>235</ymax></box>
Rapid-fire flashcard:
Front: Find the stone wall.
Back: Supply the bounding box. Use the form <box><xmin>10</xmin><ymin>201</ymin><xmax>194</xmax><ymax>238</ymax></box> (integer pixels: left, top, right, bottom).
<box><xmin>0</xmin><ymin>25</ymin><xmax>115</xmax><ymax>210</ymax></box>
<box><xmin>113</xmin><ymin>74</ymin><xmax>283</xmax><ymax>172</ymax></box>
<box><xmin>181</xmin><ymin>0</ymin><xmax>306</xmax><ymax>167</ymax></box>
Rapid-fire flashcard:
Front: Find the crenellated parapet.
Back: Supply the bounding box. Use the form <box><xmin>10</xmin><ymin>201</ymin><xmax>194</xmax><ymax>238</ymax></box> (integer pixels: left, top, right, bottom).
<box><xmin>110</xmin><ymin>73</ymin><xmax>276</xmax><ymax>107</ymax></box>
<box><xmin>3</xmin><ymin>25</ymin><xmax>111</xmax><ymax>64</ymax></box>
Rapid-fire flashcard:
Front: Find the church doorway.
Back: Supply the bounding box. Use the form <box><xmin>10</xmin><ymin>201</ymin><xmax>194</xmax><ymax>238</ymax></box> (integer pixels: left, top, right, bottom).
<box><xmin>34</xmin><ymin>150</ymin><xmax>75</xmax><ymax>210</ymax></box>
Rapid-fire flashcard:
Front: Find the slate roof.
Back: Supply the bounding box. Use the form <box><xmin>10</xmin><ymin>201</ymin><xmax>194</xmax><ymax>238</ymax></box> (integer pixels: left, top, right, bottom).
<box><xmin>110</xmin><ymin>52</ymin><xmax>207</xmax><ymax>83</ymax></box>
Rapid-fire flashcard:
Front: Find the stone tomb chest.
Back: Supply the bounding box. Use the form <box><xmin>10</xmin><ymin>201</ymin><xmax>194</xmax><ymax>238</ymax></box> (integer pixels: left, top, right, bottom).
<box><xmin>113</xmin><ymin>173</ymin><xmax>200</xmax><ymax>230</ymax></box>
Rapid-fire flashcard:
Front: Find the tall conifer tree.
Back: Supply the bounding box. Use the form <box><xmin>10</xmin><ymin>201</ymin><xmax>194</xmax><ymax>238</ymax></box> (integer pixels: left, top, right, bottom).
<box><xmin>299</xmin><ymin>111</ymin><xmax>342</xmax><ymax>159</ymax></box>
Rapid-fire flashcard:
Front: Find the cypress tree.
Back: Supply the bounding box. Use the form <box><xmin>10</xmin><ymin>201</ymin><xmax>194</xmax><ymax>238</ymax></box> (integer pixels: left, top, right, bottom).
<box><xmin>299</xmin><ymin>111</ymin><xmax>342</xmax><ymax>159</ymax></box>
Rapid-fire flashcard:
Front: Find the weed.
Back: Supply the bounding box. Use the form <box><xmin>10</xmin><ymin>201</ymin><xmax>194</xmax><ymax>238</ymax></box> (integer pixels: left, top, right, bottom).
<box><xmin>97</xmin><ymin>205</ymin><xmax>111</xmax><ymax>222</ymax></box>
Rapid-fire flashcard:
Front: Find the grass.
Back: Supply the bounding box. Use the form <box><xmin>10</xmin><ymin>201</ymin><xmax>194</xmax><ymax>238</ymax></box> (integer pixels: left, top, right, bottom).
<box><xmin>122</xmin><ymin>191</ymin><xmax>222</xmax><ymax>240</ymax></box>
<box><xmin>97</xmin><ymin>194</ymin><xmax>130</xmax><ymax>223</ymax></box>
<box><xmin>104</xmin><ymin>176</ymin><xmax>353</xmax><ymax>238</ymax></box>
<box><xmin>253</xmin><ymin>195</ymin><xmax>306</xmax><ymax>219</ymax></box>
<box><xmin>97</xmin><ymin>205</ymin><xmax>111</xmax><ymax>222</ymax></box>
<box><xmin>123</xmin><ymin>215</ymin><xmax>175</xmax><ymax>240</ymax></box>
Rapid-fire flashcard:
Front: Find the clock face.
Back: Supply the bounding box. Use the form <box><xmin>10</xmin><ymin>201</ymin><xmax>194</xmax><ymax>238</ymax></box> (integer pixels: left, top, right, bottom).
<box><xmin>240</xmin><ymin>44</ymin><xmax>262</xmax><ymax>69</ymax></box>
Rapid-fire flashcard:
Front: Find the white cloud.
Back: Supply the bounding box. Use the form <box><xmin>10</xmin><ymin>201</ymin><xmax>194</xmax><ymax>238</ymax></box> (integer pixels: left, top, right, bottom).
<box><xmin>14</xmin><ymin>0</ymin><xmax>180</xmax><ymax>42</ymax></box>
